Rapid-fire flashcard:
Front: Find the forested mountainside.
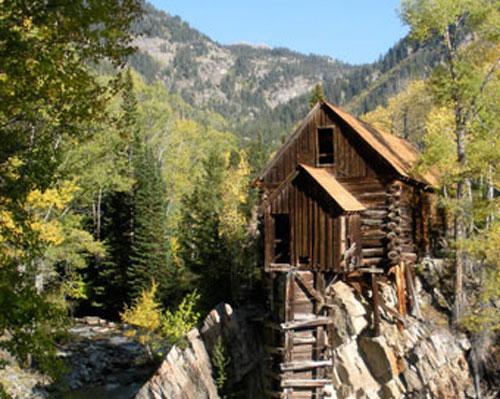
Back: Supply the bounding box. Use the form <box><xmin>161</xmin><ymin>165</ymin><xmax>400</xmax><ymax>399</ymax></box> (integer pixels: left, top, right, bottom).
<box><xmin>130</xmin><ymin>2</ymin><xmax>352</xmax><ymax>121</ymax></box>
<box><xmin>130</xmin><ymin>2</ymin><xmax>444</xmax><ymax>144</ymax></box>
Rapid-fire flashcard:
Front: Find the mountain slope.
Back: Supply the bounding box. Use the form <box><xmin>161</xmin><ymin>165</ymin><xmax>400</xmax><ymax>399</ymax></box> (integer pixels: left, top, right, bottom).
<box><xmin>131</xmin><ymin>2</ymin><xmax>353</xmax><ymax>124</ymax></box>
<box><xmin>130</xmin><ymin>2</ymin><xmax>443</xmax><ymax>143</ymax></box>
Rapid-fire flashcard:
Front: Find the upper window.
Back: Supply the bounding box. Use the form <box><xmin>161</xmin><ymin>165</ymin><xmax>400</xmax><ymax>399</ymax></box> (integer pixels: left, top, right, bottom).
<box><xmin>317</xmin><ymin>127</ymin><xmax>334</xmax><ymax>165</ymax></box>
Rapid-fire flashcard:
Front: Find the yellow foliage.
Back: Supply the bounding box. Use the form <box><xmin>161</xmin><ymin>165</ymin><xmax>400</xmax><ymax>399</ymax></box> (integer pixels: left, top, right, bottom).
<box><xmin>362</xmin><ymin>105</ymin><xmax>394</xmax><ymax>133</ymax></box>
<box><xmin>220</xmin><ymin>151</ymin><xmax>250</xmax><ymax>239</ymax></box>
<box><xmin>121</xmin><ymin>281</ymin><xmax>162</xmax><ymax>333</ymax></box>
<box><xmin>29</xmin><ymin>220</ymin><xmax>64</xmax><ymax>245</ymax></box>
<box><xmin>26</xmin><ymin>180</ymin><xmax>79</xmax><ymax>212</ymax></box>
<box><xmin>21</xmin><ymin>181</ymin><xmax>80</xmax><ymax>246</ymax></box>
<box><xmin>362</xmin><ymin>80</ymin><xmax>431</xmax><ymax>142</ymax></box>
<box><xmin>418</xmin><ymin>106</ymin><xmax>456</xmax><ymax>179</ymax></box>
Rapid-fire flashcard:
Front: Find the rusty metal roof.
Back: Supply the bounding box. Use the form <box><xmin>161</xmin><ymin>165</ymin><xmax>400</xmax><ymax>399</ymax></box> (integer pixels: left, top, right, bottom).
<box><xmin>254</xmin><ymin>101</ymin><xmax>439</xmax><ymax>188</ymax></box>
<box><xmin>324</xmin><ymin>102</ymin><xmax>439</xmax><ymax>187</ymax></box>
<box><xmin>299</xmin><ymin>164</ymin><xmax>366</xmax><ymax>212</ymax></box>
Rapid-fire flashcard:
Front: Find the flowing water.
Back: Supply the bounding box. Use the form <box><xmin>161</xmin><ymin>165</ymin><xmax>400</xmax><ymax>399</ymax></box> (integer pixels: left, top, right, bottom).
<box><xmin>57</xmin><ymin>383</ymin><xmax>141</xmax><ymax>399</ymax></box>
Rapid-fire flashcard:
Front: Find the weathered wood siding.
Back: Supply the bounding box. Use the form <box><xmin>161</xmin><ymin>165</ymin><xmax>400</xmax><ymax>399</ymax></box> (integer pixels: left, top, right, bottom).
<box><xmin>262</xmin><ymin>104</ymin><xmax>381</xmax><ymax>190</ymax></box>
<box><xmin>265</xmin><ymin>173</ymin><xmax>363</xmax><ymax>271</ymax></box>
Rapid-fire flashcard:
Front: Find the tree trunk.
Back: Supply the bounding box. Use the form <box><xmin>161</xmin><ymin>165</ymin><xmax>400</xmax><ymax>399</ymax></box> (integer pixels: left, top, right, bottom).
<box><xmin>452</xmin><ymin>111</ymin><xmax>469</xmax><ymax>325</ymax></box>
<box><xmin>96</xmin><ymin>187</ymin><xmax>102</xmax><ymax>241</ymax></box>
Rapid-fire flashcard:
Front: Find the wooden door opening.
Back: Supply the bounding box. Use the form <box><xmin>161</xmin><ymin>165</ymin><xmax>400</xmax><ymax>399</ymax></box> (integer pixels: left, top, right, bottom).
<box><xmin>273</xmin><ymin>213</ymin><xmax>291</xmax><ymax>264</ymax></box>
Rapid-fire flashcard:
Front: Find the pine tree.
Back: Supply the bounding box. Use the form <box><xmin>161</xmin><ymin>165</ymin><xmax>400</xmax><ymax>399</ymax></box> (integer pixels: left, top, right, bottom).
<box><xmin>128</xmin><ymin>143</ymin><xmax>171</xmax><ymax>303</ymax></box>
<box><xmin>84</xmin><ymin>70</ymin><xmax>137</xmax><ymax>315</ymax></box>
<box><xmin>309</xmin><ymin>83</ymin><xmax>326</xmax><ymax>108</ymax></box>
<box><xmin>178</xmin><ymin>151</ymin><xmax>232</xmax><ymax>311</ymax></box>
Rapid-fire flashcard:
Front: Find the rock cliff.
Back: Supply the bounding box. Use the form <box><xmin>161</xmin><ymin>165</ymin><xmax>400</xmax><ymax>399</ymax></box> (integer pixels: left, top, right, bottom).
<box><xmin>135</xmin><ymin>280</ymin><xmax>477</xmax><ymax>398</ymax></box>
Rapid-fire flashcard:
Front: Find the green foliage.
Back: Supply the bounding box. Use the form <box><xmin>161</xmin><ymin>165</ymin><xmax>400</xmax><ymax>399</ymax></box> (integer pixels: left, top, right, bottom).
<box><xmin>161</xmin><ymin>291</ymin><xmax>200</xmax><ymax>347</ymax></box>
<box><xmin>212</xmin><ymin>336</ymin><xmax>231</xmax><ymax>396</ymax></box>
<box><xmin>0</xmin><ymin>0</ymin><xmax>141</xmax><ymax>375</ymax></box>
<box><xmin>401</xmin><ymin>0</ymin><xmax>500</xmax><ymax>329</ymax></box>
<box><xmin>127</xmin><ymin>142</ymin><xmax>171</xmax><ymax>303</ymax></box>
<box><xmin>120</xmin><ymin>283</ymin><xmax>200</xmax><ymax>355</ymax></box>
<box><xmin>309</xmin><ymin>83</ymin><xmax>326</xmax><ymax>108</ymax></box>
<box><xmin>178</xmin><ymin>149</ymin><xmax>258</xmax><ymax>311</ymax></box>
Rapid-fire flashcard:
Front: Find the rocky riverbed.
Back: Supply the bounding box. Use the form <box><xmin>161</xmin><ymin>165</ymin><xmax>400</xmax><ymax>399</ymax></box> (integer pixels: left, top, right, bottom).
<box><xmin>0</xmin><ymin>317</ymin><xmax>158</xmax><ymax>399</ymax></box>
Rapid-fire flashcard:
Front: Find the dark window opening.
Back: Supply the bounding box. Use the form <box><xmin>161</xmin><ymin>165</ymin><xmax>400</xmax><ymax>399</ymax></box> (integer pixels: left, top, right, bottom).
<box><xmin>317</xmin><ymin>127</ymin><xmax>334</xmax><ymax>165</ymax></box>
<box><xmin>272</xmin><ymin>214</ymin><xmax>290</xmax><ymax>264</ymax></box>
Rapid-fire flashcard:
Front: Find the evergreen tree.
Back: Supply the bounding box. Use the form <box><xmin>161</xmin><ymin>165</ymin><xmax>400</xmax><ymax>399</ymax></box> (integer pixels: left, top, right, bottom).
<box><xmin>178</xmin><ymin>151</ymin><xmax>232</xmax><ymax>311</ymax></box>
<box><xmin>309</xmin><ymin>83</ymin><xmax>326</xmax><ymax>108</ymax></box>
<box><xmin>128</xmin><ymin>143</ymin><xmax>171</xmax><ymax>304</ymax></box>
<box><xmin>83</xmin><ymin>70</ymin><xmax>137</xmax><ymax>316</ymax></box>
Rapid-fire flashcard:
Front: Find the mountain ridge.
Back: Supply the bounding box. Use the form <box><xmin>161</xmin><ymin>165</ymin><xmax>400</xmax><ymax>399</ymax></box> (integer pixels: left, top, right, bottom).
<box><xmin>130</xmin><ymin>2</ymin><xmax>442</xmax><ymax>142</ymax></box>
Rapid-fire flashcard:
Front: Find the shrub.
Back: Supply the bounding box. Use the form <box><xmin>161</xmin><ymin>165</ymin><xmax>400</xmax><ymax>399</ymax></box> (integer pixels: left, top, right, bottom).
<box><xmin>161</xmin><ymin>290</ymin><xmax>200</xmax><ymax>347</ymax></box>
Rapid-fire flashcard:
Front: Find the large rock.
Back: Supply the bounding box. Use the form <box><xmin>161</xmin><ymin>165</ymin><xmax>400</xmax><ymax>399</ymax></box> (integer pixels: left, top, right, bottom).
<box><xmin>332</xmin><ymin>340</ymin><xmax>380</xmax><ymax>398</ymax></box>
<box><xmin>359</xmin><ymin>336</ymin><xmax>399</xmax><ymax>383</ymax></box>
<box><xmin>325</xmin><ymin>278</ymin><xmax>475</xmax><ymax>399</ymax></box>
<box><xmin>328</xmin><ymin>282</ymin><xmax>368</xmax><ymax>347</ymax></box>
<box><xmin>136</xmin><ymin>304</ymin><xmax>266</xmax><ymax>399</ymax></box>
<box><xmin>135</xmin><ymin>329</ymin><xmax>219</xmax><ymax>399</ymax></box>
<box><xmin>200</xmin><ymin>303</ymin><xmax>265</xmax><ymax>398</ymax></box>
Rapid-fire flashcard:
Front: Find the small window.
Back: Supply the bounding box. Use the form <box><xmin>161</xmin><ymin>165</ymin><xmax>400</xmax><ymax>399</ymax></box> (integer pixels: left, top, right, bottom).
<box><xmin>272</xmin><ymin>214</ymin><xmax>290</xmax><ymax>264</ymax></box>
<box><xmin>317</xmin><ymin>127</ymin><xmax>334</xmax><ymax>165</ymax></box>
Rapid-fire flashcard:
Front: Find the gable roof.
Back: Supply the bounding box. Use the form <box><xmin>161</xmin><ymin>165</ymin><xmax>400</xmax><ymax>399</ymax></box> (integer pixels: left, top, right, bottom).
<box><xmin>323</xmin><ymin>102</ymin><xmax>439</xmax><ymax>187</ymax></box>
<box><xmin>299</xmin><ymin>164</ymin><xmax>366</xmax><ymax>213</ymax></box>
<box><xmin>255</xmin><ymin>101</ymin><xmax>439</xmax><ymax>188</ymax></box>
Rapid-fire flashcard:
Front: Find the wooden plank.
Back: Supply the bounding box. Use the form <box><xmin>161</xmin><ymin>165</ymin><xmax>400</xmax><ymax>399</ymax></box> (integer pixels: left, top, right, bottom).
<box><xmin>280</xmin><ymin>360</ymin><xmax>332</xmax><ymax>372</ymax></box>
<box><xmin>281</xmin><ymin>317</ymin><xmax>332</xmax><ymax>330</ymax></box>
<box><xmin>333</xmin><ymin>217</ymin><xmax>341</xmax><ymax>271</ymax></box>
<box><xmin>327</xmin><ymin>215</ymin><xmax>333</xmax><ymax>270</ymax></box>
<box><xmin>319</xmin><ymin>208</ymin><xmax>325</xmax><ymax>269</ymax></box>
<box><xmin>265</xmin><ymin>209</ymin><xmax>272</xmax><ymax>270</ymax></box>
<box><xmin>292</xmin><ymin>336</ymin><xmax>317</xmax><ymax>345</ymax></box>
<box><xmin>313</xmin><ymin>201</ymin><xmax>319</xmax><ymax>268</ymax></box>
<box><xmin>281</xmin><ymin>379</ymin><xmax>331</xmax><ymax>388</ymax></box>
<box><xmin>293</xmin><ymin>272</ymin><xmax>324</xmax><ymax>306</ymax></box>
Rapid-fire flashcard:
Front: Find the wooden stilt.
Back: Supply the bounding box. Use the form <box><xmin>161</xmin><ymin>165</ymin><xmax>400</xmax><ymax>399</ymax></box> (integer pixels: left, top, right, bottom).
<box><xmin>372</xmin><ymin>273</ymin><xmax>381</xmax><ymax>336</ymax></box>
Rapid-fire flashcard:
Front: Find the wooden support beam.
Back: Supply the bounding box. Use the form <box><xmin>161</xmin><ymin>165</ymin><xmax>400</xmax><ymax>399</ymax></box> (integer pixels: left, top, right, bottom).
<box><xmin>292</xmin><ymin>336</ymin><xmax>317</xmax><ymax>345</ymax></box>
<box><xmin>372</xmin><ymin>273</ymin><xmax>381</xmax><ymax>336</ymax></box>
<box><xmin>281</xmin><ymin>317</ymin><xmax>332</xmax><ymax>330</ymax></box>
<box><xmin>362</xmin><ymin>247</ymin><xmax>385</xmax><ymax>257</ymax></box>
<box><xmin>362</xmin><ymin>257</ymin><xmax>383</xmax><ymax>266</ymax></box>
<box><xmin>281</xmin><ymin>379</ymin><xmax>332</xmax><ymax>388</ymax></box>
<box><xmin>280</xmin><ymin>360</ymin><xmax>332</xmax><ymax>372</ymax></box>
<box><xmin>405</xmin><ymin>263</ymin><xmax>421</xmax><ymax>318</ymax></box>
<box><xmin>293</xmin><ymin>272</ymin><xmax>324</xmax><ymax>306</ymax></box>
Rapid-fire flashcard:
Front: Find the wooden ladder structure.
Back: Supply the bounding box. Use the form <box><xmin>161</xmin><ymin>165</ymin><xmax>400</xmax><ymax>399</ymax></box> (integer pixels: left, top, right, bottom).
<box><xmin>264</xmin><ymin>269</ymin><xmax>332</xmax><ymax>399</ymax></box>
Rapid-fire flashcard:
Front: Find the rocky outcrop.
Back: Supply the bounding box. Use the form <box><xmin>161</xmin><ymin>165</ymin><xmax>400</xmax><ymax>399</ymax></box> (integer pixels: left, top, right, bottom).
<box><xmin>0</xmin><ymin>351</ymin><xmax>48</xmax><ymax>399</ymax></box>
<box><xmin>135</xmin><ymin>304</ymin><xmax>265</xmax><ymax>399</ymax></box>
<box><xmin>135</xmin><ymin>329</ymin><xmax>219</xmax><ymax>399</ymax></box>
<box><xmin>201</xmin><ymin>303</ymin><xmax>265</xmax><ymax>397</ymax></box>
<box><xmin>327</xmin><ymin>281</ymin><xmax>475</xmax><ymax>399</ymax></box>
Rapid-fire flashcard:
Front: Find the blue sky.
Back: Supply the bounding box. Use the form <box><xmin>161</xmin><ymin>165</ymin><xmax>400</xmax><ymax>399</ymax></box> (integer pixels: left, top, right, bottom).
<box><xmin>149</xmin><ymin>1</ymin><xmax>408</xmax><ymax>65</ymax></box>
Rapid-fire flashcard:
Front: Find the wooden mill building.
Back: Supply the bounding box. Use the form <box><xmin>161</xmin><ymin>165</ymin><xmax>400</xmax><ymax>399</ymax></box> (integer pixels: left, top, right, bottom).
<box><xmin>254</xmin><ymin>101</ymin><xmax>439</xmax><ymax>398</ymax></box>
